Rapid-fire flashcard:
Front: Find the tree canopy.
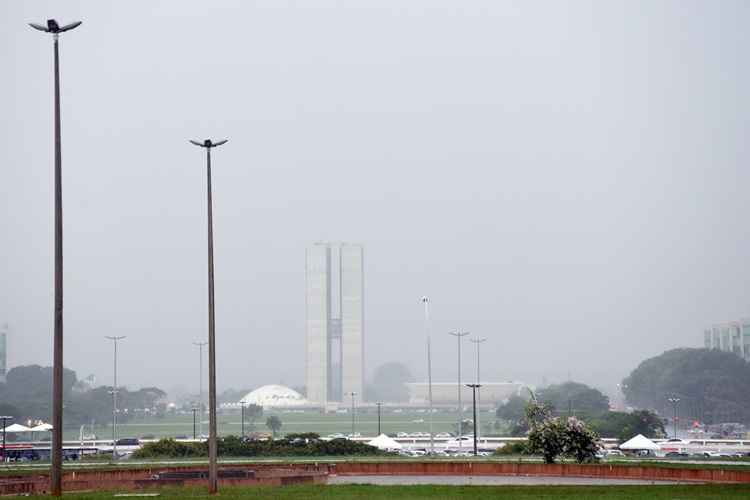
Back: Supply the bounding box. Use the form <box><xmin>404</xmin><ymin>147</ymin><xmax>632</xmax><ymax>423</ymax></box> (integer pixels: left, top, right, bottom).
<box><xmin>366</xmin><ymin>362</ymin><xmax>414</xmax><ymax>403</ymax></box>
<box><xmin>536</xmin><ymin>381</ymin><xmax>610</xmax><ymax>417</ymax></box>
<box><xmin>622</xmin><ymin>348</ymin><xmax>750</xmax><ymax>424</ymax></box>
<box><xmin>588</xmin><ymin>410</ymin><xmax>665</xmax><ymax>441</ymax></box>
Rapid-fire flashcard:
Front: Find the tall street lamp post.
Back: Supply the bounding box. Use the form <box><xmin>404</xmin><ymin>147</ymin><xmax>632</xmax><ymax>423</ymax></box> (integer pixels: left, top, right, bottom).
<box><xmin>1</xmin><ymin>416</ymin><xmax>13</xmax><ymax>464</ymax></box>
<box><xmin>375</xmin><ymin>402</ymin><xmax>383</xmax><ymax>435</ymax></box>
<box><xmin>190</xmin><ymin>138</ymin><xmax>227</xmax><ymax>495</ymax></box>
<box><xmin>466</xmin><ymin>384</ymin><xmax>481</xmax><ymax>456</ymax></box>
<box><xmin>193</xmin><ymin>341</ymin><xmax>207</xmax><ymax>440</ymax></box>
<box><xmin>669</xmin><ymin>397</ymin><xmax>680</xmax><ymax>439</ymax></box>
<box><xmin>448</xmin><ymin>331</ymin><xmax>469</xmax><ymax>450</ymax></box>
<box><xmin>469</xmin><ymin>337</ymin><xmax>486</xmax><ymax>442</ymax></box>
<box><xmin>240</xmin><ymin>401</ymin><xmax>246</xmax><ymax>440</ymax></box>
<box><xmin>28</xmin><ymin>18</ymin><xmax>82</xmax><ymax>497</ymax></box>
<box><xmin>347</xmin><ymin>392</ymin><xmax>357</xmax><ymax>436</ymax></box>
<box><xmin>192</xmin><ymin>406</ymin><xmax>198</xmax><ymax>440</ymax></box>
<box><xmin>421</xmin><ymin>297</ymin><xmax>434</xmax><ymax>454</ymax></box>
<box><xmin>105</xmin><ymin>335</ymin><xmax>126</xmax><ymax>461</ymax></box>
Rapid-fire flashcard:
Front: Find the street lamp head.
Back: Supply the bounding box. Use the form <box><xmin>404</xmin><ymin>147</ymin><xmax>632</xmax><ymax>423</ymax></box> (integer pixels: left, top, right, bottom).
<box><xmin>29</xmin><ymin>20</ymin><xmax>82</xmax><ymax>34</ymax></box>
<box><xmin>189</xmin><ymin>139</ymin><xmax>228</xmax><ymax>148</ymax></box>
<box><xmin>421</xmin><ymin>296</ymin><xmax>428</xmax><ymax>303</ymax></box>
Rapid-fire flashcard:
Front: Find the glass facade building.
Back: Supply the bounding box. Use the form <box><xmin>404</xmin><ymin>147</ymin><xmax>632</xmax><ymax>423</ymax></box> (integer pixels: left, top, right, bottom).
<box><xmin>704</xmin><ymin>319</ymin><xmax>750</xmax><ymax>362</ymax></box>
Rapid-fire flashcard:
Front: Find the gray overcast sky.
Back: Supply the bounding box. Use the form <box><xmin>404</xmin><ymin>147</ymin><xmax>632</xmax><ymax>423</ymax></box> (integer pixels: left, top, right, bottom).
<box><xmin>2</xmin><ymin>1</ymin><xmax>749</xmax><ymax>397</ymax></box>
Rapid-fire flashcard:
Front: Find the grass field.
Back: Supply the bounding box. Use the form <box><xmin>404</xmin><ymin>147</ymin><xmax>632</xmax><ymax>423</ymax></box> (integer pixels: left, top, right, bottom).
<box><xmin>63</xmin><ymin>409</ymin><xmax>482</xmax><ymax>440</ymax></box>
<box><xmin>18</xmin><ymin>484</ymin><xmax>750</xmax><ymax>499</ymax></box>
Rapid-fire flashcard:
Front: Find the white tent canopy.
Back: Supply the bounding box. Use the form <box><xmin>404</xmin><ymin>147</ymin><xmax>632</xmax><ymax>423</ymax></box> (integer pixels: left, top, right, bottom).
<box><xmin>30</xmin><ymin>423</ymin><xmax>53</xmax><ymax>432</ymax></box>
<box><xmin>2</xmin><ymin>423</ymin><xmax>33</xmax><ymax>433</ymax></box>
<box><xmin>367</xmin><ymin>434</ymin><xmax>402</xmax><ymax>450</ymax></box>
<box><xmin>619</xmin><ymin>434</ymin><xmax>660</xmax><ymax>451</ymax></box>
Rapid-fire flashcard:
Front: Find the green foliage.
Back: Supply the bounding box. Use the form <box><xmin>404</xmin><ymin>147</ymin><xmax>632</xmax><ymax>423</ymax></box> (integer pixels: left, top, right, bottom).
<box><xmin>496</xmin><ymin>394</ymin><xmax>529</xmax><ymax>422</ymax></box>
<box><xmin>622</xmin><ymin>348</ymin><xmax>750</xmax><ymax>424</ymax></box>
<box><xmin>133</xmin><ymin>436</ymin><xmax>384</xmax><ymax>459</ymax></box>
<box><xmin>537</xmin><ymin>382</ymin><xmax>610</xmax><ymax>417</ymax></box>
<box><xmin>0</xmin><ymin>365</ymin><xmax>167</xmax><ymax>428</ymax></box>
<box><xmin>366</xmin><ymin>362</ymin><xmax>414</xmax><ymax>403</ymax></box>
<box><xmin>525</xmin><ymin>401</ymin><xmax>600</xmax><ymax>464</ymax></box>
<box><xmin>492</xmin><ymin>441</ymin><xmax>528</xmax><ymax>455</ymax></box>
<box><xmin>266</xmin><ymin>415</ymin><xmax>282</xmax><ymax>437</ymax></box>
<box><xmin>589</xmin><ymin>410</ymin><xmax>665</xmax><ymax>441</ymax></box>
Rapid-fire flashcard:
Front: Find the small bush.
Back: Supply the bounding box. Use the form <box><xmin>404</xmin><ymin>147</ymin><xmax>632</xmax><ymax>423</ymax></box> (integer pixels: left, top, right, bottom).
<box><xmin>493</xmin><ymin>441</ymin><xmax>528</xmax><ymax>456</ymax></box>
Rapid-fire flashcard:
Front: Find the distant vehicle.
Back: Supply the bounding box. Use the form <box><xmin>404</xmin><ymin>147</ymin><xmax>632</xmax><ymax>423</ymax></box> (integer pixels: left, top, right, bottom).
<box><xmin>702</xmin><ymin>451</ymin><xmax>721</xmax><ymax>458</ymax></box>
<box><xmin>174</xmin><ymin>435</ymin><xmax>189</xmax><ymax>440</ymax></box>
<box><xmin>327</xmin><ymin>433</ymin><xmax>346</xmax><ymax>439</ymax></box>
<box><xmin>605</xmin><ymin>450</ymin><xmax>624</xmax><ymax>457</ymax></box>
<box><xmin>665</xmin><ymin>438</ymin><xmax>689</xmax><ymax>444</ymax></box>
<box><xmin>115</xmin><ymin>438</ymin><xmax>140</xmax><ymax>446</ymax></box>
<box><xmin>397</xmin><ymin>432</ymin><xmax>409</xmax><ymax>438</ymax></box>
<box><xmin>664</xmin><ymin>451</ymin><xmax>689</xmax><ymax>458</ymax></box>
<box><xmin>435</xmin><ymin>432</ymin><xmax>452</xmax><ymax>438</ymax></box>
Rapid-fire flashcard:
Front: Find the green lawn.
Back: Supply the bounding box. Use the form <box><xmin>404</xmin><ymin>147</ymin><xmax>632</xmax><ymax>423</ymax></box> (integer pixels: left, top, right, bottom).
<box><xmin>18</xmin><ymin>484</ymin><xmax>750</xmax><ymax>499</ymax></box>
<box><xmin>64</xmin><ymin>409</ymin><xmax>485</xmax><ymax>440</ymax></box>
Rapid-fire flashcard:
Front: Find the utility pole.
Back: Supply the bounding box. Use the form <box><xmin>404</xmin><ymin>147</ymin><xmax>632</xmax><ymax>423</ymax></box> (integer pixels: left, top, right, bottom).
<box><xmin>448</xmin><ymin>331</ymin><xmax>469</xmax><ymax>450</ymax></box>
<box><xmin>469</xmin><ymin>337</ymin><xmax>486</xmax><ymax>442</ymax></box>
<box><xmin>347</xmin><ymin>392</ymin><xmax>357</xmax><ymax>436</ymax></box>
<box><xmin>421</xmin><ymin>297</ymin><xmax>434</xmax><ymax>454</ymax></box>
<box><xmin>240</xmin><ymin>401</ymin><xmax>246</xmax><ymax>439</ymax></box>
<box><xmin>105</xmin><ymin>335</ymin><xmax>126</xmax><ymax>461</ymax></box>
<box><xmin>190</xmin><ymin>138</ymin><xmax>228</xmax><ymax>495</ymax></box>
<box><xmin>466</xmin><ymin>384</ymin><xmax>481</xmax><ymax>456</ymax></box>
<box><xmin>29</xmin><ymin>18</ymin><xmax>82</xmax><ymax>497</ymax></box>
<box><xmin>667</xmin><ymin>397</ymin><xmax>680</xmax><ymax>439</ymax></box>
<box><xmin>376</xmin><ymin>402</ymin><xmax>383</xmax><ymax>436</ymax></box>
<box><xmin>192</xmin><ymin>406</ymin><xmax>198</xmax><ymax>440</ymax></box>
<box><xmin>0</xmin><ymin>416</ymin><xmax>13</xmax><ymax>464</ymax></box>
<box><xmin>193</xmin><ymin>341</ymin><xmax>207</xmax><ymax>440</ymax></box>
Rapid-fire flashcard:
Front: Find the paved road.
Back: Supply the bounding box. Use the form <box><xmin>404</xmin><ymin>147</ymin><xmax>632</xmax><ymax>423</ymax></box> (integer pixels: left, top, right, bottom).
<box><xmin>328</xmin><ymin>475</ymin><xmax>685</xmax><ymax>486</ymax></box>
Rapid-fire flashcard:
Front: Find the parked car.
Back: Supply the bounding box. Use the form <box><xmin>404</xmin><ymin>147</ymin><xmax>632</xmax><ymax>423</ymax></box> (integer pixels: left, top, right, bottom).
<box><xmin>115</xmin><ymin>438</ymin><xmax>140</xmax><ymax>446</ymax></box>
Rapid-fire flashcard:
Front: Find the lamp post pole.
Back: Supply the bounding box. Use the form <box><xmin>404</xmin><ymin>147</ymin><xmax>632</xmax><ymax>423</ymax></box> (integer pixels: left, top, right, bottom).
<box><xmin>28</xmin><ymin>18</ymin><xmax>82</xmax><ymax>497</ymax></box>
<box><xmin>190</xmin><ymin>138</ymin><xmax>227</xmax><ymax>495</ymax></box>
<box><xmin>376</xmin><ymin>402</ymin><xmax>382</xmax><ymax>435</ymax></box>
<box><xmin>192</xmin><ymin>407</ymin><xmax>198</xmax><ymax>440</ymax></box>
<box><xmin>421</xmin><ymin>297</ymin><xmax>434</xmax><ymax>454</ymax></box>
<box><xmin>347</xmin><ymin>392</ymin><xmax>357</xmax><ymax>436</ymax></box>
<box><xmin>667</xmin><ymin>397</ymin><xmax>680</xmax><ymax>439</ymax></box>
<box><xmin>448</xmin><ymin>331</ymin><xmax>469</xmax><ymax>450</ymax></box>
<box><xmin>1</xmin><ymin>416</ymin><xmax>13</xmax><ymax>464</ymax></box>
<box><xmin>105</xmin><ymin>335</ymin><xmax>126</xmax><ymax>461</ymax></box>
<box><xmin>466</xmin><ymin>384</ymin><xmax>481</xmax><ymax>456</ymax></box>
<box><xmin>469</xmin><ymin>337</ymin><xmax>486</xmax><ymax>442</ymax></box>
<box><xmin>240</xmin><ymin>402</ymin><xmax>246</xmax><ymax>440</ymax></box>
<box><xmin>193</xmin><ymin>341</ymin><xmax>207</xmax><ymax>440</ymax></box>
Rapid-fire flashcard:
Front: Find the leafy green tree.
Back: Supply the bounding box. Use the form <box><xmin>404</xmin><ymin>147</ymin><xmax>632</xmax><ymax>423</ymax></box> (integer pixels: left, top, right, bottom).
<box><xmin>589</xmin><ymin>410</ymin><xmax>665</xmax><ymax>441</ymax></box>
<box><xmin>496</xmin><ymin>394</ymin><xmax>529</xmax><ymax>421</ymax></box>
<box><xmin>537</xmin><ymin>382</ymin><xmax>609</xmax><ymax>417</ymax></box>
<box><xmin>623</xmin><ymin>348</ymin><xmax>750</xmax><ymax>424</ymax></box>
<box><xmin>244</xmin><ymin>404</ymin><xmax>263</xmax><ymax>430</ymax></box>
<box><xmin>367</xmin><ymin>362</ymin><xmax>414</xmax><ymax>403</ymax></box>
<box><xmin>266</xmin><ymin>415</ymin><xmax>282</xmax><ymax>438</ymax></box>
<box><xmin>525</xmin><ymin>401</ymin><xmax>599</xmax><ymax>464</ymax></box>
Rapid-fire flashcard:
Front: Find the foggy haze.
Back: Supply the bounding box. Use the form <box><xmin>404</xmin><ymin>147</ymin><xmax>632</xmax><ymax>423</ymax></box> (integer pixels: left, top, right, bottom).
<box><xmin>2</xmin><ymin>1</ymin><xmax>749</xmax><ymax>398</ymax></box>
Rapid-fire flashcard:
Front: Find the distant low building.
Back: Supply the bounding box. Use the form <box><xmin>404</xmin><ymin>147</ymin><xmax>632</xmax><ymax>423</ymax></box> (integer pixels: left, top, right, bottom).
<box><xmin>406</xmin><ymin>382</ymin><xmax>526</xmax><ymax>408</ymax></box>
<box><xmin>704</xmin><ymin>319</ymin><xmax>750</xmax><ymax>362</ymax></box>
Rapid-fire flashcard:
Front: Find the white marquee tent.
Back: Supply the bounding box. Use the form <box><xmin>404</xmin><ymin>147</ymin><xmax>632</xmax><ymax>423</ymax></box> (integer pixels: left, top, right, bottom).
<box><xmin>367</xmin><ymin>434</ymin><xmax>402</xmax><ymax>450</ymax></box>
<box><xmin>2</xmin><ymin>423</ymin><xmax>32</xmax><ymax>433</ymax></box>
<box><xmin>619</xmin><ymin>434</ymin><xmax>660</xmax><ymax>451</ymax></box>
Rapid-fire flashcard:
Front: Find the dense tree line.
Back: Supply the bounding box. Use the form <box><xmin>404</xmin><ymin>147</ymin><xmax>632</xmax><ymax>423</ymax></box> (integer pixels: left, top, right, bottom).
<box><xmin>622</xmin><ymin>348</ymin><xmax>750</xmax><ymax>425</ymax></box>
<box><xmin>133</xmin><ymin>434</ymin><xmax>385</xmax><ymax>458</ymax></box>
<box><xmin>0</xmin><ymin>365</ymin><xmax>166</xmax><ymax>428</ymax></box>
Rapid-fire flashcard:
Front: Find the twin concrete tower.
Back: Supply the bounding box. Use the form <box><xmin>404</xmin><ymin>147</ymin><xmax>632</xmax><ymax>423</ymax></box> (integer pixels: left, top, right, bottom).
<box><xmin>305</xmin><ymin>242</ymin><xmax>364</xmax><ymax>406</ymax></box>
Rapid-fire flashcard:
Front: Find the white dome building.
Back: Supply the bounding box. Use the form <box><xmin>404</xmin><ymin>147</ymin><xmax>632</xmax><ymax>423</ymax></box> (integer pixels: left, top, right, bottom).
<box><xmin>238</xmin><ymin>385</ymin><xmax>311</xmax><ymax>409</ymax></box>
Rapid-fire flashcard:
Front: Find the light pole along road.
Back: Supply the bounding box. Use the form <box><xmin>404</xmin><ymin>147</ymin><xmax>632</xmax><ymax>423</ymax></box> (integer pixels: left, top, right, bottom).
<box><xmin>469</xmin><ymin>337</ymin><xmax>486</xmax><ymax>442</ymax></box>
<box><xmin>193</xmin><ymin>340</ymin><xmax>208</xmax><ymax>440</ymax></box>
<box><xmin>421</xmin><ymin>297</ymin><xmax>434</xmax><ymax>454</ymax></box>
<box><xmin>190</xmin><ymin>138</ymin><xmax>228</xmax><ymax>495</ymax></box>
<box><xmin>448</xmin><ymin>331</ymin><xmax>469</xmax><ymax>450</ymax></box>
<box><xmin>28</xmin><ymin>18</ymin><xmax>82</xmax><ymax>497</ymax></box>
<box><xmin>105</xmin><ymin>335</ymin><xmax>126</xmax><ymax>461</ymax></box>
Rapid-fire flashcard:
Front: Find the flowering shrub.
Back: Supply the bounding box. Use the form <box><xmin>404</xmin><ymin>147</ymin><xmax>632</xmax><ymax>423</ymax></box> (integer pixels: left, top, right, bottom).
<box><xmin>525</xmin><ymin>402</ymin><xmax>599</xmax><ymax>464</ymax></box>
